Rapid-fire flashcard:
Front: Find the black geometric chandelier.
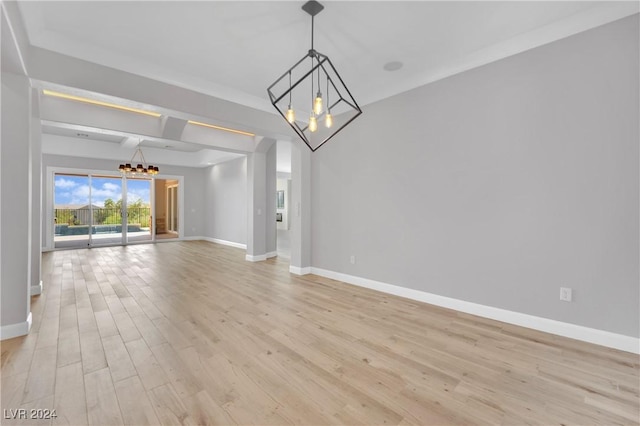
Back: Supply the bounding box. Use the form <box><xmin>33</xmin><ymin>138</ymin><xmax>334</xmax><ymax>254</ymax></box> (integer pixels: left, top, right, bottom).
<box><xmin>267</xmin><ymin>0</ymin><xmax>362</xmax><ymax>152</ymax></box>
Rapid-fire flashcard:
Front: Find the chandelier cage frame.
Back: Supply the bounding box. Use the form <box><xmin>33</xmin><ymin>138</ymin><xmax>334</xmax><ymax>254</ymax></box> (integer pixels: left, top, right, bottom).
<box><xmin>267</xmin><ymin>0</ymin><xmax>362</xmax><ymax>152</ymax></box>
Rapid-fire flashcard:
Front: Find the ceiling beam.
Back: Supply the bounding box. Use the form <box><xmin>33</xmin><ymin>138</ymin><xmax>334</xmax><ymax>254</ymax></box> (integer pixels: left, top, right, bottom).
<box><xmin>28</xmin><ymin>46</ymin><xmax>293</xmax><ymax>141</ymax></box>
<box><xmin>161</xmin><ymin>116</ymin><xmax>187</xmax><ymax>141</ymax></box>
<box><xmin>42</xmin><ymin>133</ymin><xmax>243</xmax><ymax>168</ymax></box>
<box><xmin>40</xmin><ymin>94</ymin><xmax>164</xmax><ymax>139</ymax></box>
<box><xmin>120</xmin><ymin>136</ymin><xmax>139</xmax><ymax>148</ymax></box>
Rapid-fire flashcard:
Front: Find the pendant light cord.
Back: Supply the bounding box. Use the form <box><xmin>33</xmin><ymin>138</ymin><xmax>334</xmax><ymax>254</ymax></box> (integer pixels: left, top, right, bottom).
<box><xmin>288</xmin><ymin>71</ymin><xmax>292</xmax><ymax>106</ymax></box>
<box><xmin>311</xmin><ymin>15</ymin><xmax>315</xmax><ymax>113</ymax></box>
<box><xmin>311</xmin><ymin>15</ymin><xmax>314</xmax><ymax>51</ymax></box>
<box><xmin>326</xmin><ymin>77</ymin><xmax>330</xmax><ymax>111</ymax></box>
<box><xmin>311</xmin><ymin>57</ymin><xmax>314</xmax><ymax>111</ymax></box>
<box><xmin>311</xmin><ymin>14</ymin><xmax>315</xmax><ymax>113</ymax></box>
<box><xmin>311</xmin><ymin>14</ymin><xmax>321</xmax><ymax>104</ymax></box>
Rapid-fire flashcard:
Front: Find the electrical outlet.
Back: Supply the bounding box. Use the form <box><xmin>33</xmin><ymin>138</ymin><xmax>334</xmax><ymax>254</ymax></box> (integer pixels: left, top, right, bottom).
<box><xmin>560</xmin><ymin>287</ymin><xmax>572</xmax><ymax>302</ymax></box>
<box><xmin>350</xmin><ymin>255</ymin><xmax>356</xmax><ymax>265</ymax></box>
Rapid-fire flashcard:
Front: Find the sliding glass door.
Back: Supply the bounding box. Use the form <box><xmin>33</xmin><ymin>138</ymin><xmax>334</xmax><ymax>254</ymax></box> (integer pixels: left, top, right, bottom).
<box><xmin>90</xmin><ymin>175</ymin><xmax>125</xmax><ymax>247</ymax></box>
<box><xmin>53</xmin><ymin>172</ymin><xmax>154</xmax><ymax>248</ymax></box>
<box><xmin>54</xmin><ymin>174</ymin><xmax>92</xmax><ymax>249</ymax></box>
<box><xmin>126</xmin><ymin>178</ymin><xmax>153</xmax><ymax>244</ymax></box>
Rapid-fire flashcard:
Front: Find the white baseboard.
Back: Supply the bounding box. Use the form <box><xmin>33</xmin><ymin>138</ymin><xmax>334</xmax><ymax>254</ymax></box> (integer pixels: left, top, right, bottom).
<box><xmin>246</xmin><ymin>251</ymin><xmax>277</xmax><ymax>262</ymax></box>
<box><xmin>206</xmin><ymin>237</ymin><xmax>247</xmax><ymax>250</ymax></box>
<box><xmin>155</xmin><ymin>238</ymin><xmax>181</xmax><ymax>244</ymax></box>
<box><xmin>310</xmin><ymin>267</ymin><xmax>640</xmax><ymax>354</ymax></box>
<box><xmin>290</xmin><ymin>265</ymin><xmax>312</xmax><ymax>275</ymax></box>
<box><xmin>31</xmin><ymin>281</ymin><xmax>43</xmax><ymax>296</ymax></box>
<box><xmin>246</xmin><ymin>254</ymin><xmax>267</xmax><ymax>262</ymax></box>
<box><xmin>184</xmin><ymin>236</ymin><xmax>247</xmax><ymax>250</ymax></box>
<box><xmin>0</xmin><ymin>312</ymin><xmax>32</xmax><ymax>341</ymax></box>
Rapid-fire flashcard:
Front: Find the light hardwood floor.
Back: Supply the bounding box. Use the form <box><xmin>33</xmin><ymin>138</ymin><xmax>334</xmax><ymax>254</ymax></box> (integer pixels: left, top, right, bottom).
<box><xmin>1</xmin><ymin>241</ymin><xmax>638</xmax><ymax>425</ymax></box>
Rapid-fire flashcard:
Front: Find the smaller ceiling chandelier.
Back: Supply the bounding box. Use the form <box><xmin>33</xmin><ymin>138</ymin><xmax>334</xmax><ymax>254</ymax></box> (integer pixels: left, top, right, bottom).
<box><xmin>267</xmin><ymin>0</ymin><xmax>362</xmax><ymax>152</ymax></box>
<box><xmin>118</xmin><ymin>146</ymin><xmax>159</xmax><ymax>177</ymax></box>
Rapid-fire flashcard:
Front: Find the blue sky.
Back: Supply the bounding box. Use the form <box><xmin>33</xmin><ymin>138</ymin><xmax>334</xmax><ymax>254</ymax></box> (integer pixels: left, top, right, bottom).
<box><xmin>54</xmin><ymin>175</ymin><xmax>151</xmax><ymax>207</ymax></box>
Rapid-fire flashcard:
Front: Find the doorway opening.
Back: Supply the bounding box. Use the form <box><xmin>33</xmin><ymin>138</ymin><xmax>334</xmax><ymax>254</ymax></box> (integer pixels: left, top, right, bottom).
<box><xmin>154</xmin><ymin>179</ymin><xmax>179</xmax><ymax>240</ymax></box>
<box><xmin>276</xmin><ymin>140</ymin><xmax>292</xmax><ymax>259</ymax></box>
<box><xmin>276</xmin><ymin>178</ymin><xmax>291</xmax><ymax>258</ymax></box>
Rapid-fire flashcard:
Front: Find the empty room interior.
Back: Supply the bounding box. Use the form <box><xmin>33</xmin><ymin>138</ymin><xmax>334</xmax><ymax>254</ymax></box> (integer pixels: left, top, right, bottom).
<box><xmin>1</xmin><ymin>1</ymin><xmax>639</xmax><ymax>425</ymax></box>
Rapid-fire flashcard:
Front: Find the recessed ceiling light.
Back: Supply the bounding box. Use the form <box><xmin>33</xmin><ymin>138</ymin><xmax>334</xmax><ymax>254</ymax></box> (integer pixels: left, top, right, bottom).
<box><xmin>383</xmin><ymin>61</ymin><xmax>403</xmax><ymax>72</ymax></box>
<box><xmin>42</xmin><ymin>90</ymin><xmax>162</xmax><ymax>118</ymax></box>
<box><xmin>187</xmin><ymin>120</ymin><xmax>255</xmax><ymax>137</ymax></box>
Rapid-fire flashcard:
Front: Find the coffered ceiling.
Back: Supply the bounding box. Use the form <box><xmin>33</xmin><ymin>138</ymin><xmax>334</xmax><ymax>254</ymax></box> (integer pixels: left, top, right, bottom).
<box><xmin>6</xmin><ymin>1</ymin><xmax>639</xmax><ymax>169</ymax></box>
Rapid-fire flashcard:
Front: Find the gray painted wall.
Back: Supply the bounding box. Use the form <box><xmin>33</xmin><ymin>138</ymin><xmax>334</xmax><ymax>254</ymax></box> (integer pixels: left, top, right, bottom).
<box><xmin>30</xmin><ymin>89</ymin><xmax>42</xmax><ymax>291</ymax></box>
<box><xmin>291</xmin><ymin>141</ymin><xmax>312</xmax><ymax>270</ymax></box>
<box><xmin>204</xmin><ymin>156</ymin><xmax>247</xmax><ymax>244</ymax></box>
<box><xmin>1</xmin><ymin>72</ymin><xmax>31</xmax><ymax>330</ymax></box>
<box><xmin>266</xmin><ymin>143</ymin><xmax>277</xmax><ymax>254</ymax></box>
<box><xmin>311</xmin><ymin>15</ymin><xmax>639</xmax><ymax>337</ymax></box>
<box><xmin>246</xmin><ymin>138</ymin><xmax>277</xmax><ymax>258</ymax></box>
<box><xmin>42</xmin><ymin>154</ymin><xmax>206</xmax><ymax>242</ymax></box>
<box><xmin>246</xmin><ymin>152</ymin><xmax>266</xmax><ymax>257</ymax></box>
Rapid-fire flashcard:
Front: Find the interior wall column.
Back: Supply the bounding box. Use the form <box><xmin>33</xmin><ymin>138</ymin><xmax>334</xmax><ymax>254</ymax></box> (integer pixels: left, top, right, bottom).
<box><xmin>265</xmin><ymin>142</ymin><xmax>277</xmax><ymax>256</ymax></box>
<box><xmin>1</xmin><ymin>72</ymin><xmax>32</xmax><ymax>339</ymax></box>
<box><xmin>246</xmin><ymin>137</ymin><xmax>276</xmax><ymax>261</ymax></box>
<box><xmin>289</xmin><ymin>140</ymin><xmax>311</xmax><ymax>274</ymax></box>
<box><xmin>30</xmin><ymin>88</ymin><xmax>43</xmax><ymax>296</ymax></box>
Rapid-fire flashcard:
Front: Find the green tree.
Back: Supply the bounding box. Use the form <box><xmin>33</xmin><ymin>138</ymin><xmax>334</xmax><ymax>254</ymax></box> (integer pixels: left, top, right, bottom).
<box><xmin>94</xmin><ymin>198</ymin><xmax>115</xmax><ymax>224</ymax></box>
<box><xmin>103</xmin><ymin>198</ymin><xmax>123</xmax><ymax>225</ymax></box>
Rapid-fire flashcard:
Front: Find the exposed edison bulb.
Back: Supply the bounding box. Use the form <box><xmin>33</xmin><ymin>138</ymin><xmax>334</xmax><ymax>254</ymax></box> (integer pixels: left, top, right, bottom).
<box><xmin>325</xmin><ymin>112</ymin><xmax>333</xmax><ymax>128</ymax></box>
<box><xmin>313</xmin><ymin>92</ymin><xmax>323</xmax><ymax>115</ymax></box>
<box><xmin>286</xmin><ymin>107</ymin><xmax>295</xmax><ymax>124</ymax></box>
<box><xmin>309</xmin><ymin>115</ymin><xmax>318</xmax><ymax>132</ymax></box>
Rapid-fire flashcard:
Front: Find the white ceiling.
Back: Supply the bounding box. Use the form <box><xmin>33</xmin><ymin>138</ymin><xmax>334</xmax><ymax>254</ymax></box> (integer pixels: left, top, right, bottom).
<box><xmin>12</xmin><ymin>1</ymin><xmax>640</xmax><ymax>170</ymax></box>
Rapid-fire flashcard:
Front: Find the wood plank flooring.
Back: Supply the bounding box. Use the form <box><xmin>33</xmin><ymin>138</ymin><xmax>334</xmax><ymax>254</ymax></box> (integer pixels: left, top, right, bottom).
<box><xmin>1</xmin><ymin>241</ymin><xmax>638</xmax><ymax>425</ymax></box>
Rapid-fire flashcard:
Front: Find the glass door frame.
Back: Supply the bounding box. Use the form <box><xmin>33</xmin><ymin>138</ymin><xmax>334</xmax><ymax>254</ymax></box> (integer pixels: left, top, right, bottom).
<box><xmin>125</xmin><ymin>176</ymin><xmax>154</xmax><ymax>245</ymax></box>
<box><xmin>52</xmin><ymin>173</ymin><xmax>92</xmax><ymax>249</ymax></box>
<box><xmin>47</xmin><ymin>166</ymin><xmax>165</xmax><ymax>250</ymax></box>
<box><xmin>88</xmin><ymin>174</ymin><xmax>129</xmax><ymax>248</ymax></box>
